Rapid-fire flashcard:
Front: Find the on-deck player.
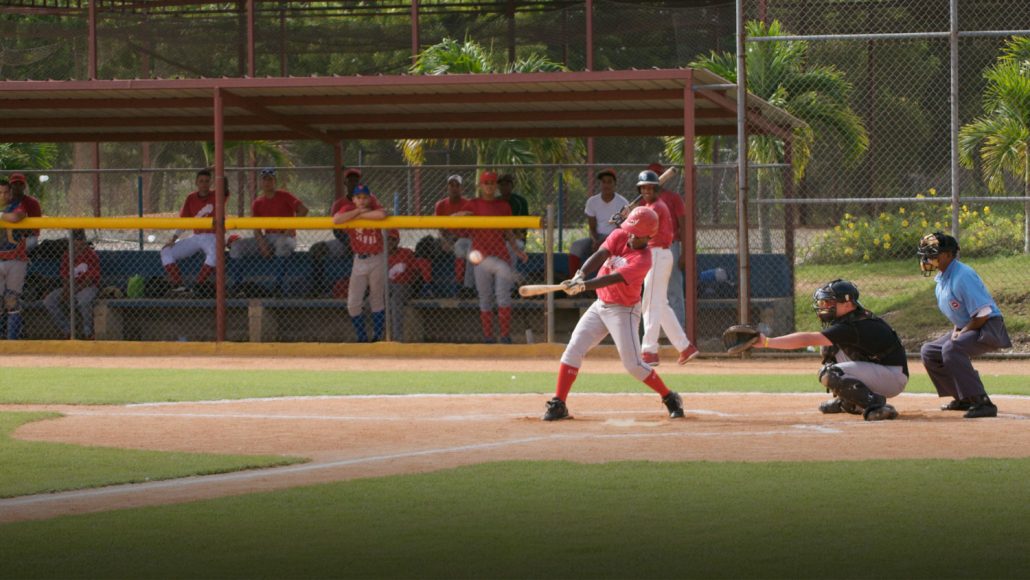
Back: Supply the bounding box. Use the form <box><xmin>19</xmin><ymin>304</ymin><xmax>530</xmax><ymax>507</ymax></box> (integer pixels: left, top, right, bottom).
<box><xmin>542</xmin><ymin>206</ymin><xmax>685</xmax><ymax>421</ymax></box>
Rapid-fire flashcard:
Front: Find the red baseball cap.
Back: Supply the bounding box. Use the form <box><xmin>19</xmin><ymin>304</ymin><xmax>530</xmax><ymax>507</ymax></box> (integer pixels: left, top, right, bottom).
<box><xmin>344</xmin><ymin>168</ymin><xmax>362</xmax><ymax>178</ymax></box>
<box><xmin>8</xmin><ymin>173</ymin><xmax>27</xmax><ymax>184</ymax></box>
<box><xmin>597</xmin><ymin>168</ymin><xmax>617</xmax><ymax>180</ymax></box>
<box><xmin>647</xmin><ymin>163</ymin><xmax>664</xmax><ymax>174</ymax></box>
<box><xmin>479</xmin><ymin>171</ymin><xmax>498</xmax><ymax>185</ymax></box>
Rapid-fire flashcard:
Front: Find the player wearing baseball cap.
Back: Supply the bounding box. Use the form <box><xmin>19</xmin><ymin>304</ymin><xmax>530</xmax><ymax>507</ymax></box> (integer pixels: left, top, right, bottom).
<box><xmin>434</xmin><ymin>174</ymin><xmax>475</xmax><ymax>294</ymax></box>
<box><xmin>543</xmin><ymin>206</ymin><xmax>685</xmax><ymax>421</ymax></box>
<box><xmin>918</xmin><ymin>232</ymin><xmax>1011</xmax><ymax>418</ymax></box>
<box><xmin>160</xmin><ymin>168</ymin><xmax>230</xmax><ymax>293</ymax></box>
<box><xmin>333</xmin><ymin>184</ymin><xmax>389</xmax><ymax>342</ymax></box>
<box><xmin>1</xmin><ymin>173</ymin><xmax>43</xmax><ymax>339</ymax></box>
<box><xmin>230</xmin><ymin>167</ymin><xmax>309</xmax><ymax>260</ymax></box>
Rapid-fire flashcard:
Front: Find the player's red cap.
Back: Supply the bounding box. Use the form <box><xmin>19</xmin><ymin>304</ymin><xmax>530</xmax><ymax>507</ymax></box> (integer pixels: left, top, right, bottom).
<box><xmin>344</xmin><ymin>168</ymin><xmax>362</xmax><ymax>178</ymax></box>
<box><xmin>479</xmin><ymin>171</ymin><xmax>498</xmax><ymax>184</ymax></box>
<box><xmin>596</xmin><ymin>168</ymin><xmax>617</xmax><ymax>180</ymax></box>
<box><xmin>8</xmin><ymin>172</ymin><xmax>27</xmax><ymax>184</ymax></box>
<box><xmin>647</xmin><ymin>162</ymin><xmax>664</xmax><ymax>174</ymax></box>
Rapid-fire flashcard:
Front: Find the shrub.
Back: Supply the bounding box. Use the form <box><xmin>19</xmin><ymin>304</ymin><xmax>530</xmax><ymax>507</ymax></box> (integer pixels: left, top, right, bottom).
<box><xmin>802</xmin><ymin>188</ymin><xmax>1025</xmax><ymax>264</ymax></box>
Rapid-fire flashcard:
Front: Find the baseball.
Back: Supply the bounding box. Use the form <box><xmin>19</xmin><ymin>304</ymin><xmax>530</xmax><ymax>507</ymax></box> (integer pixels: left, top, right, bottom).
<box><xmin>147</xmin><ymin>234</ymin><xmax>156</xmax><ymax>243</ymax></box>
<box><xmin>468</xmin><ymin>249</ymin><xmax>484</xmax><ymax>265</ymax></box>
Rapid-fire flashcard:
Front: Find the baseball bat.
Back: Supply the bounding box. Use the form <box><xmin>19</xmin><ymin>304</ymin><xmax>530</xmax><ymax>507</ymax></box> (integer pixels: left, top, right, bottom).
<box><xmin>518</xmin><ymin>284</ymin><xmax>567</xmax><ymax>297</ymax></box>
<box><xmin>658</xmin><ymin>166</ymin><xmax>677</xmax><ymax>186</ymax></box>
<box><xmin>607</xmin><ymin>166</ymin><xmax>679</xmax><ymax>224</ymax></box>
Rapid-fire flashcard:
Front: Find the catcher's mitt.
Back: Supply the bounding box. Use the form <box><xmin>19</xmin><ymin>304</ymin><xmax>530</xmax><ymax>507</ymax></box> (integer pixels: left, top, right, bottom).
<box><xmin>722</xmin><ymin>324</ymin><xmax>760</xmax><ymax>354</ymax></box>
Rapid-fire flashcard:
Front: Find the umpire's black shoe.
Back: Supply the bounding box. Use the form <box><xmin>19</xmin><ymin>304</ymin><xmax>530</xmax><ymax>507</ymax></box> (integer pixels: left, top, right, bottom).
<box><xmin>662</xmin><ymin>391</ymin><xmax>685</xmax><ymax>419</ymax></box>
<box><xmin>542</xmin><ymin>397</ymin><xmax>570</xmax><ymax>421</ymax></box>
<box><xmin>963</xmin><ymin>395</ymin><xmax>998</xmax><ymax>419</ymax></box>
<box><xmin>941</xmin><ymin>398</ymin><xmax>973</xmax><ymax>411</ymax></box>
<box><xmin>819</xmin><ymin>397</ymin><xmax>863</xmax><ymax>415</ymax></box>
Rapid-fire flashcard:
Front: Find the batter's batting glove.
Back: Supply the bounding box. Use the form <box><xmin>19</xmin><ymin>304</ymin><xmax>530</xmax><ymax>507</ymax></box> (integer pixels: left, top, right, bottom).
<box><xmin>722</xmin><ymin>324</ymin><xmax>760</xmax><ymax>354</ymax></box>
<box><xmin>561</xmin><ymin>279</ymin><xmax>587</xmax><ymax>296</ymax></box>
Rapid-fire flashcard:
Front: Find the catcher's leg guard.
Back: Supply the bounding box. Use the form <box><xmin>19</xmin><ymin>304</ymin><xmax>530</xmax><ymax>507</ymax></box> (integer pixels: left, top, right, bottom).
<box><xmin>819</xmin><ymin>365</ymin><xmax>887</xmax><ymax>413</ymax></box>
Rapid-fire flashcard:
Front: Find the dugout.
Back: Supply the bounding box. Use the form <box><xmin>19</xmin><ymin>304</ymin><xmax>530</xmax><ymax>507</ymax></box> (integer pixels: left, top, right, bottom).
<box><xmin>0</xmin><ymin>68</ymin><xmax>807</xmax><ymax>343</ymax></box>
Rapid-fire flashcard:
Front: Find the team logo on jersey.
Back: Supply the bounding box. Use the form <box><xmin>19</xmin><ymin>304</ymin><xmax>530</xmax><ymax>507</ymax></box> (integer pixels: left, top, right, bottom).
<box><xmin>606</xmin><ymin>255</ymin><xmax>627</xmax><ymax>270</ymax></box>
<box><xmin>949</xmin><ymin>299</ymin><xmax>961</xmax><ymax>310</ymax></box>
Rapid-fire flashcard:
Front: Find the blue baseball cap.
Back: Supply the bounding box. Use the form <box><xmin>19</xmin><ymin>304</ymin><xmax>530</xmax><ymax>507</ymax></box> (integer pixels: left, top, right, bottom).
<box><xmin>352</xmin><ymin>184</ymin><xmax>371</xmax><ymax>197</ymax></box>
<box><xmin>260</xmin><ymin>167</ymin><xmax>277</xmax><ymax>177</ymax></box>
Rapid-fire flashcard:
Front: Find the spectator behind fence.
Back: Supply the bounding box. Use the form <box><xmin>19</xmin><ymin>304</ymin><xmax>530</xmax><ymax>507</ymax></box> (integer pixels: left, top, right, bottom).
<box><xmin>310</xmin><ymin>167</ymin><xmax>361</xmax><ymax>296</ymax></box>
<box><xmin>1</xmin><ymin>173</ymin><xmax>43</xmax><ymax>340</ymax></box>
<box><xmin>387</xmin><ymin>229</ymin><xmax>430</xmax><ymax>342</ymax></box>
<box><xmin>433</xmin><ymin>174</ymin><xmax>474</xmax><ymax>296</ymax></box>
<box><xmin>648</xmin><ymin>162</ymin><xmax>688</xmax><ymax>329</ymax></box>
<box><xmin>230</xmin><ymin>167</ymin><xmax>309</xmax><ymax>259</ymax></box>
<box><xmin>333</xmin><ymin>184</ymin><xmax>389</xmax><ymax>342</ymax></box>
<box><xmin>497</xmin><ymin>173</ymin><xmax>529</xmax><ymax>268</ymax></box>
<box><xmin>161</xmin><ymin>168</ymin><xmax>229</xmax><ymax>293</ymax></box>
<box><xmin>44</xmin><ymin>229</ymin><xmax>100</xmax><ymax>340</ymax></box>
<box><xmin>458</xmin><ymin>171</ymin><xmax>528</xmax><ymax>344</ymax></box>
<box><xmin>570</xmin><ymin>168</ymin><xmax>628</xmax><ymax>267</ymax></box>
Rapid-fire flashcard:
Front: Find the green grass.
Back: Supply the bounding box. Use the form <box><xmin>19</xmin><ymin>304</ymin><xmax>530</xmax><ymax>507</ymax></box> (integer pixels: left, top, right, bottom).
<box><xmin>794</xmin><ymin>255</ymin><xmax>1030</xmax><ymax>345</ymax></box>
<box><xmin>0</xmin><ymin>412</ymin><xmax>304</xmax><ymax>498</ymax></box>
<box><xmin>3</xmin><ymin>459</ymin><xmax>1030</xmax><ymax>579</ymax></box>
<box><xmin>3</xmin><ymin>367</ymin><xmax>1030</xmax><ymax>405</ymax></box>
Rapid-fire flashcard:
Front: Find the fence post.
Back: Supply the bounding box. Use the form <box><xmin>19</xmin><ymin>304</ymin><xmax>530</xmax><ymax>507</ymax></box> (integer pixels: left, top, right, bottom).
<box><xmin>67</xmin><ymin>230</ymin><xmax>76</xmax><ymax>340</ymax></box>
<box><xmin>137</xmin><ymin>173</ymin><xmax>144</xmax><ymax>251</ymax></box>
<box><xmin>546</xmin><ymin>204</ymin><xmax>555</xmax><ymax>343</ymax></box>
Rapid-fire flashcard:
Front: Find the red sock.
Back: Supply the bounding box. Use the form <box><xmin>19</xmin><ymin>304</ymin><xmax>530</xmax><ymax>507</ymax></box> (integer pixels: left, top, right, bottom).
<box><xmin>555</xmin><ymin>363</ymin><xmax>579</xmax><ymax>401</ymax></box>
<box><xmin>479</xmin><ymin>311</ymin><xmax>494</xmax><ymax>339</ymax></box>
<box><xmin>197</xmin><ymin>264</ymin><xmax>214</xmax><ymax>284</ymax></box>
<box><xmin>498</xmin><ymin>307</ymin><xmax>512</xmax><ymax>338</ymax></box>
<box><xmin>164</xmin><ymin>263</ymin><xmax>183</xmax><ymax>286</ymax></box>
<box><xmin>642</xmin><ymin>370</ymin><xmax>670</xmax><ymax>397</ymax></box>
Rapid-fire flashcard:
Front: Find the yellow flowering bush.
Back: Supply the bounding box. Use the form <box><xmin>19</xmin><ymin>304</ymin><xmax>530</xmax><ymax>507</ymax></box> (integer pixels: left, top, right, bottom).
<box><xmin>803</xmin><ymin>189</ymin><xmax>1024</xmax><ymax>263</ymax></box>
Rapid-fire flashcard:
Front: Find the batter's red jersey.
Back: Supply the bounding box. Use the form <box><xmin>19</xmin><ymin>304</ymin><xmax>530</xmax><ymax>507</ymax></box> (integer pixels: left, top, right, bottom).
<box><xmin>595</xmin><ymin>229</ymin><xmax>652</xmax><ymax>307</ymax></box>
<box><xmin>466</xmin><ymin>197</ymin><xmax>512</xmax><ymax>261</ymax></box>
<box><xmin>643</xmin><ymin>198</ymin><xmax>673</xmax><ymax>249</ymax></box>
<box><xmin>335</xmin><ymin>196</ymin><xmax>385</xmax><ymax>255</ymax></box>
<box><xmin>434</xmin><ymin>196</ymin><xmax>473</xmax><ymax>238</ymax></box>
<box><xmin>0</xmin><ymin>194</ymin><xmax>42</xmax><ymax>261</ymax></box>
<box><xmin>658</xmin><ymin>189</ymin><xmax>686</xmax><ymax>240</ymax></box>
<box><xmin>60</xmin><ymin>245</ymin><xmax>101</xmax><ymax>288</ymax></box>
<box><xmin>180</xmin><ymin>190</ymin><xmax>229</xmax><ymax>234</ymax></box>
<box><xmin>252</xmin><ymin>190</ymin><xmax>303</xmax><ymax>236</ymax></box>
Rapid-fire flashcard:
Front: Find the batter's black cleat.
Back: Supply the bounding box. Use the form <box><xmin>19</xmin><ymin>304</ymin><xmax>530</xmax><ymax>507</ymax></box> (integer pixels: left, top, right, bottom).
<box><xmin>662</xmin><ymin>391</ymin><xmax>685</xmax><ymax>419</ymax></box>
<box><xmin>941</xmin><ymin>398</ymin><xmax>973</xmax><ymax>411</ymax></box>
<box><xmin>542</xmin><ymin>397</ymin><xmax>570</xmax><ymax>421</ymax></box>
<box><xmin>863</xmin><ymin>404</ymin><xmax>899</xmax><ymax>421</ymax></box>
<box><xmin>963</xmin><ymin>395</ymin><xmax>997</xmax><ymax>419</ymax></box>
<box><xmin>819</xmin><ymin>397</ymin><xmax>863</xmax><ymax>415</ymax></box>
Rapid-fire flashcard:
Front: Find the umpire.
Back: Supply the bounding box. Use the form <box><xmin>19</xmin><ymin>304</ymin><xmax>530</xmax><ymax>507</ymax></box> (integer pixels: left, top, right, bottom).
<box><xmin>754</xmin><ymin>279</ymin><xmax>908</xmax><ymax>421</ymax></box>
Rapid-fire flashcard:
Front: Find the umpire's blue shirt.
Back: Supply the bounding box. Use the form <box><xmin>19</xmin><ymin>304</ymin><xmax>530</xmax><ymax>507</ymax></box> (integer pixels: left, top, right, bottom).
<box><xmin>935</xmin><ymin>259</ymin><xmax>1000</xmax><ymax>328</ymax></box>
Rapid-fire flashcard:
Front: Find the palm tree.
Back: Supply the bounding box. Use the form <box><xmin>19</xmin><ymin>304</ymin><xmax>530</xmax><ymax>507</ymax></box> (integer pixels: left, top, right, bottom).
<box><xmin>397</xmin><ymin>37</ymin><xmax>584</xmax><ymax>189</ymax></box>
<box><xmin>664</xmin><ymin>20</ymin><xmax>868</xmax><ymax>251</ymax></box>
<box><xmin>959</xmin><ymin>36</ymin><xmax>1030</xmax><ymax>253</ymax></box>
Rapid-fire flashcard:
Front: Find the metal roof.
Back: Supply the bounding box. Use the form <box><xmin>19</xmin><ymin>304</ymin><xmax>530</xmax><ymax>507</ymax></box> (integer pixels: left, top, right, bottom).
<box><xmin>0</xmin><ymin>68</ymin><xmax>805</xmax><ymax>144</ymax></box>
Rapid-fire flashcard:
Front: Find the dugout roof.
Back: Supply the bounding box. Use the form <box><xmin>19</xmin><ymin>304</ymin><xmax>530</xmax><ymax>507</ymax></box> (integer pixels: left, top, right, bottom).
<box><xmin>0</xmin><ymin>68</ymin><xmax>804</xmax><ymax>144</ymax></box>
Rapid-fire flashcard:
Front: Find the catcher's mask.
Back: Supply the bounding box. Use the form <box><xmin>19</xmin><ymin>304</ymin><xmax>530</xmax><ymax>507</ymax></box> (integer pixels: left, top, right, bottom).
<box><xmin>917</xmin><ymin>231</ymin><xmax>959</xmax><ymax>277</ymax></box>
<box><xmin>813</xmin><ymin>279</ymin><xmax>861</xmax><ymax>323</ymax></box>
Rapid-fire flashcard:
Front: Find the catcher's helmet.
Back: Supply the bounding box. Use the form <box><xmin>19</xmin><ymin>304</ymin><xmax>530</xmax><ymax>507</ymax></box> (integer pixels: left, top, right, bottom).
<box><xmin>917</xmin><ymin>231</ymin><xmax>959</xmax><ymax>276</ymax></box>
<box><xmin>636</xmin><ymin>170</ymin><xmax>661</xmax><ymax>188</ymax></box>
<box><xmin>813</xmin><ymin>279</ymin><xmax>861</xmax><ymax>322</ymax></box>
<box><xmin>620</xmin><ymin>206</ymin><xmax>659</xmax><ymax>238</ymax></box>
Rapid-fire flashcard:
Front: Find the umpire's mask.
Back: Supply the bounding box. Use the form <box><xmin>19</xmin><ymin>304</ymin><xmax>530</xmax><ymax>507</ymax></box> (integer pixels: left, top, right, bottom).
<box><xmin>917</xmin><ymin>231</ymin><xmax>958</xmax><ymax>277</ymax></box>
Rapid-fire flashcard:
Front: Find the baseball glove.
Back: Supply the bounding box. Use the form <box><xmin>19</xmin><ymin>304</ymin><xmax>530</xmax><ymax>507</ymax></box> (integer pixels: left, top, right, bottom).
<box><xmin>722</xmin><ymin>324</ymin><xmax>760</xmax><ymax>354</ymax></box>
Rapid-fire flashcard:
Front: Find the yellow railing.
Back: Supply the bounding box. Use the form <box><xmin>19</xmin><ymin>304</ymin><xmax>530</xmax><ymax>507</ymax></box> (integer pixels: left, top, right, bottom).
<box><xmin>1</xmin><ymin>216</ymin><xmax>542</xmax><ymax>230</ymax></box>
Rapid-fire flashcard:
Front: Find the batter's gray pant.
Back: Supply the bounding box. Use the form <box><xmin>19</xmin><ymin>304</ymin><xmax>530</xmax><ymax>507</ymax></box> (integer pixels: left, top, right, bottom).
<box><xmin>474</xmin><ymin>255</ymin><xmax>514</xmax><ymax>311</ymax></box>
<box><xmin>561</xmin><ymin>301</ymin><xmax>653</xmax><ymax>381</ymax></box>
<box><xmin>830</xmin><ymin>348</ymin><xmax>908</xmax><ymax>398</ymax></box>
<box><xmin>920</xmin><ymin>317</ymin><xmax>1011</xmax><ymax>399</ymax></box>
<box><xmin>44</xmin><ymin>285</ymin><xmax>98</xmax><ymax>337</ymax></box>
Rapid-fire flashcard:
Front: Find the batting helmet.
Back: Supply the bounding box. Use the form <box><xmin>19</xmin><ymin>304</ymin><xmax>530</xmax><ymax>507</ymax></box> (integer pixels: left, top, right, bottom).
<box><xmin>813</xmin><ymin>279</ymin><xmax>861</xmax><ymax>322</ymax></box>
<box><xmin>620</xmin><ymin>206</ymin><xmax>659</xmax><ymax>238</ymax></box>
<box><xmin>636</xmin><ymin>170</ymin><xmax>660</xmax><ymax>188</ymax></box>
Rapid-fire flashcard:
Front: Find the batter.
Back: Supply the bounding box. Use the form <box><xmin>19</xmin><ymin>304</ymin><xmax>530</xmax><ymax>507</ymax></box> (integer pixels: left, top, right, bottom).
<box><xmin>542</xmin><ymin>206</ymin><xmax>685</xmax><ymax>421</ymax></box>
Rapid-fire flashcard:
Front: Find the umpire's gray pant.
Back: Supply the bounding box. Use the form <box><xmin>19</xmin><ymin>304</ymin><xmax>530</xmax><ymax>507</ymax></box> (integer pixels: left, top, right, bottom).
<box><xmin>920</xmin><ymin>317</ymin><xmax>1011</xmax><ymax>399</ymax></box>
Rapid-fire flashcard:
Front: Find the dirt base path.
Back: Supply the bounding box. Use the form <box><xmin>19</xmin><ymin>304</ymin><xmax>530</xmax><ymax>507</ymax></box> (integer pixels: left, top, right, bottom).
<box><xmin>3</xmin><ymin>388</ymin><xmax>1029</xmax><ymax>524</ymax></box>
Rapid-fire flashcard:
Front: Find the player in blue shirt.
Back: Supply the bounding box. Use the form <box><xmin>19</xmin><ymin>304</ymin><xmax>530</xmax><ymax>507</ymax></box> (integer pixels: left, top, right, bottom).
<box><xmin>917</xmin><ymin>232</ymin><xmax>1011</xmax><ymax>418</ymax></box>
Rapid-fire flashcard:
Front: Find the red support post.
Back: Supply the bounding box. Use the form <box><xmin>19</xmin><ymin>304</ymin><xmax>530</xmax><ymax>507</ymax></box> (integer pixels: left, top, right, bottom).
<box><xmin>333</xmin><ymin>142</ymin><xmax>344</xmax><ymax>203</ymax></box>
<box><xmin>683</xmin><ymin>77</ymin><xmax>698</xmax><ymax>344</ymax></box>
<box><xmin>247</xmin><ymin>0</ymin><xmax>255</xmax><ymax>77</ymax></box>
<box><xmin>411</xmin><ymin>0</ymin><xmax>420</xmax><ymax>64</ymax></box>
<box><xmin>214</xmin><ymin>87</ymin><xmax>227</xmax><ymax>342</ymax></box>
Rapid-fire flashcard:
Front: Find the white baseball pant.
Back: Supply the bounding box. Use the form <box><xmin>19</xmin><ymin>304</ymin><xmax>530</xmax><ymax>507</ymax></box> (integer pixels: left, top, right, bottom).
<box><xmin>161</xmin><ymin>233</ymin><xmax>220</xmax><ymax>267</ymax></box>
<box><xmin>831</xmin><ymin>350</ymin><xmax>908</xmax><ymax>398</ymax></box>
<box><xmin>230</xmin><ymin>234</ymin><xmax>296</xmax><ymax>259</ymax></box>
<box><xmin>473</xmin><ymin>255</ymin><xmax>514</xmax><ymax>311</ymax></box>
<box><xmin>641</xmin><ymin>246</ymin><xmax>691</xmax><ymax>354</ymax></box>
<box><xmin>348</xmin><ymin>253</ymin><xmax>386</xmax><ymax>317</ymax></box>
<box><xmin>561</xmin><ymin>300</ymin><xmax>653</xmax><ymax>381</ymax></box>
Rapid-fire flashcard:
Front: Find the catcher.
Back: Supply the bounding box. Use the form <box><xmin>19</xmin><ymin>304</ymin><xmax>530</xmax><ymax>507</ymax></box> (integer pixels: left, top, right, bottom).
<box><xmin>723</xmin><ymin>279</ymin><xmax>908</xmax><ymax>421</ymax></box>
